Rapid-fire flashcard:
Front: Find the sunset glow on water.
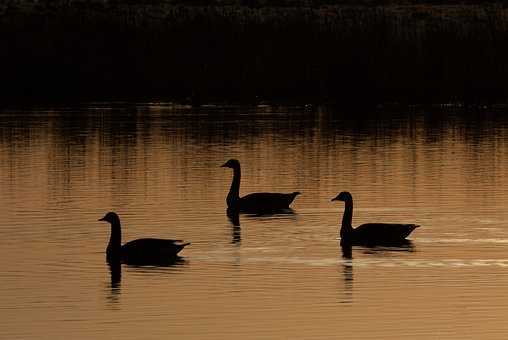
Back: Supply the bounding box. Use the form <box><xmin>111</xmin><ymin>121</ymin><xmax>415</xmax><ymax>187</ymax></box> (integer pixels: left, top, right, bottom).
<box><xmin>2</xmin><ymin>104</ymin><xmax>508</xmax><ymax>339</ymax></box>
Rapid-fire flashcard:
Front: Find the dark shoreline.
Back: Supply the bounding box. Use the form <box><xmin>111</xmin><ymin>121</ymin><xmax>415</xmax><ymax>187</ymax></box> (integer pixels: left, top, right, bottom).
<box><xmin>2</xmin><ymin>1</ymin><xmax>508</xmax><ymax>105</ymax></box>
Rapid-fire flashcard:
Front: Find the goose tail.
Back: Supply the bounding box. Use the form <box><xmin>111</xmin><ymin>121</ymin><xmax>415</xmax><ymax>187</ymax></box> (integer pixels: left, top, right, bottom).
<box><xmin>403</xmin><ymin>224</ymin><xmax>419</xmax><ymax>239</ymax></box>
<box><xmin>173</xmin><ymin>240</ymin><xmax>191</xmax><ymax>247</ymax></box>
<box><xmin>286</xmin><ymin>191</ymin><xmax>301</xmax><ymax>205</ymax></box>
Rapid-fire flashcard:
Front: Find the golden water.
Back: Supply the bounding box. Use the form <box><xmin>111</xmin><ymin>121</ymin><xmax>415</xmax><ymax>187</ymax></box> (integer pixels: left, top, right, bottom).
<box><xmin>1</xmin><ymin>104</ymin><xmax>508</xmax><ymax>339</ymax></box>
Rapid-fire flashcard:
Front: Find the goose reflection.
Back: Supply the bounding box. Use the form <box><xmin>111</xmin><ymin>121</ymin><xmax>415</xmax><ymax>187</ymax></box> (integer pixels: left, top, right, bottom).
<box><xmin>341</xmin><ymin>238</ymin><xmax>415</xmax><ymax>256</ymax></box>
<box><xmin>226</xmin><ymin>208</ymin><xmax>297</xmax><ymax>244</ymax></box>
<box><xmin>338</xmin><ymin>239</ymin><xmax>415</xmax><ymax>304</ymax></box>
<box><xmin>246</xmin><ymin>208</ymin><xmax>296</xmax><ymax>218</ymax></box>
<box><xmin>341</xmin><ymin>242</ymin><xmax>353</xmax><ymax>259</ymax></box>
<box><xmin>339</xmin><ymin>243</ymin><xmax>353</xmax><ymax>304</ymax></box>
<box><xmin>109</xmin><ymin>260</ymin><xmax>122</xmax><ymax>289</ymax></box>
<box><xmin>107</xmin><ymin>260</ymin><xmax>122</xmax><ymax>305</ymax></box>
<box><xmin>106</xmin><ymin>256</ymin><xmax>187</xmax><ymax>303</ymax></box>
<box><xmin>227</xmin><ymin>210</ymin><xmax>241</xmax><ymax>244</ymax></box>
<box><xmin>360</xmin><ymin>239</ymin><xmax>415</xmax><ymax>254</ymax></box>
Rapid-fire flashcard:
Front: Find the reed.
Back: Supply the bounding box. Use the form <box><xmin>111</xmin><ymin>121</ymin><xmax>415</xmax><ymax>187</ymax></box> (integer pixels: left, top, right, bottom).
<box><xmin>2</xmin><ymin>1</ymin><xmax>508</xmax><ymax>104</ymax></box>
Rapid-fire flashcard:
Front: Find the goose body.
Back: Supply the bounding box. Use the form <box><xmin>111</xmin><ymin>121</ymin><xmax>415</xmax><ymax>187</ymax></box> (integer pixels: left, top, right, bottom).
<box><xmin>332</xmin><ymin>192</ymin><xmax>419</xmax><ymax>244</ymax></box>
<box><xmin>221</xmin><ymin>159</ymin><xmax>300</xmax><ymax>213</ymax></box>
<box><xmin>99</xmin><ymin>212</ymin><xmax>190</xmax><ymax>264</ymax></box>
<box><xmin>238</xmin><ymin>192</ymin><xmax>300</xmax><ymax>212</ymax></box>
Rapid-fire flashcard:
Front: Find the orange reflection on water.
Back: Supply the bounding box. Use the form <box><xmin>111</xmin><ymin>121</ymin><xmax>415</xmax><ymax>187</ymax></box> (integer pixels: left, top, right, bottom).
<box><xmin>1</xmin><ymin>105</ymin><xmax>508</xmax><ymax>339</ymax></box>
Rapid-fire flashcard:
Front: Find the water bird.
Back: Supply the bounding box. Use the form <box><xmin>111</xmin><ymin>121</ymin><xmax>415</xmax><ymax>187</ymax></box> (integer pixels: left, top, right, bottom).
<box><xmin>332</xmin><ymin>191</ymin><xmax>419</xmax><ymax>244</ymax></box>
<box><xmin>99</xmin><ymin>212</ymin><xmax>190</xmax><ymax>264</ymax></box>
<box><xmin>221</xmin><ymin>159</ymin><xmax>300</xmax><ymax>213</ymax></box>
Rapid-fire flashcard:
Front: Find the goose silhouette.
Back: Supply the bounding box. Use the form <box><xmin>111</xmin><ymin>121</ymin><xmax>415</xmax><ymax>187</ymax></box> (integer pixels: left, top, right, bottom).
<box><xmin>332</xmin><ymin>191</ymin><xmax>419</xmax><ymax>245</ymax></box>
<box><xmin>99</xmin><ymin>212</ymin><xmax>190</xmax><ymax>264</ymax></box>
<box><xmin>221</xmin><ymin>159</ymin><xmax>300</xmax><ymax>213</ymax></box>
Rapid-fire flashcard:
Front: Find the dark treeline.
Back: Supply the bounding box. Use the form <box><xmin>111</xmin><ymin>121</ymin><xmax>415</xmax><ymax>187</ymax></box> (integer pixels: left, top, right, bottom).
<box><xmin>2</xmin><ymin>1</ymin><xmax>508</xmax><ymax>105</ymax></box>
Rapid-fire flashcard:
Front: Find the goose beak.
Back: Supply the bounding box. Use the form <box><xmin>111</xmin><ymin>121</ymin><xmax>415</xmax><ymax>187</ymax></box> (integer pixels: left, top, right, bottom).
<box><xmin>220</xmin><ymin>163</ymin><xmax>227</xmax><ymax>168</ymax></box>
<box><xmin>331</xmin><ymin>197</ymin><xmax>339</xmax><ymax>202</ymax></box>
<box><xmin>98</xmin><ymin>217</ymin><xmax>106</xmax><ymax>221</ymax></box>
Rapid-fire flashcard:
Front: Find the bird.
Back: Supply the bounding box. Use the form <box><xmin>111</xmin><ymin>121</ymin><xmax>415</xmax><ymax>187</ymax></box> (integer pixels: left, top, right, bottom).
<box><xmin>221</xmin><ymin>159</ymin><xmax>300</xmax><ymax>213</ymax></box>
<box><xmin>99</xmin><ymin>212</ymin><xmax>190</xmax><ymax>264</ymax></box>
<box><xmin>331</xmin><ymin>191</ymin><xmax>419</xmax><ymax>245</ymax></box>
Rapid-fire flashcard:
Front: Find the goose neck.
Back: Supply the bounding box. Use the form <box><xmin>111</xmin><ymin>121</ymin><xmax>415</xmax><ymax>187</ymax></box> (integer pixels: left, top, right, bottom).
<box><xmin>107</xmin><ymin>221</ymin><xmax>122</xmax><ymax>256</ymax></box>
<box><xmin>340</xmin><ymin>200</ymin><xmax>354</xmax><ymax>238</ymax></box>
<box><xmin>227</xmin><ymin>166</ymin><xmax>241</xmax><ymax>206</ymax></box>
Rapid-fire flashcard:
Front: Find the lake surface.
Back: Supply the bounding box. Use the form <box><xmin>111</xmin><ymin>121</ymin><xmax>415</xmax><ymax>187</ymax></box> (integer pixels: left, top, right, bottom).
<box><xmin>2</xmin><ymin>104</ymin><xmax>508</xmax><ymax>339</ymax></box>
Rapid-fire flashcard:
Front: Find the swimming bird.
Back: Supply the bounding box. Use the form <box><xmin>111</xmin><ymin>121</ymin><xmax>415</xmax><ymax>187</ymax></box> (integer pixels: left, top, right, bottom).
<box><xmin>221</xmin><ymin>159</ymin><xmax>300</xmax><ymax>213</ymax></box>
<box><xmin>331</xmin><ymin>191</ymin><xmax>419</xmax><ymax>244</ymax></box>
<box><xmin>99</xmin><ymin>212</ymin><xmax>190</xmax><ymax>264</ymax></box>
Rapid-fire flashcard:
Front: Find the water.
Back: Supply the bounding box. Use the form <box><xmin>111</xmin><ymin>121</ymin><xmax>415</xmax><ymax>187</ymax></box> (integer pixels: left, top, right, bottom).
<box><xmin>2</xmin><ymin>104</ymin><xmax>508</xmax><ymax>339</ymax></box>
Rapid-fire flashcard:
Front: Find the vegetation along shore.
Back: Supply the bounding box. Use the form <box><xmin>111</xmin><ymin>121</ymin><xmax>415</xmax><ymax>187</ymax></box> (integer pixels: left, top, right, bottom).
<box><xmin>2</xmin><ymin>1</ymin><xmax>508</xmax><ymax>105</ymax></box>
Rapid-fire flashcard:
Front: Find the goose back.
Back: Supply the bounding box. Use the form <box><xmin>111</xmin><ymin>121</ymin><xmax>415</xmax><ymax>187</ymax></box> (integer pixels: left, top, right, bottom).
<box><xmin>121</xmin><ymin>238</ymin><xmax>190</xmax><ymax>264</ymax></box>
<box><xmin>352</xmin><ymin>223</ymin><xmax>419</xmax><ymax>242</ymax></box>
<box><xmin>239</xmin><ymin>191</ymin><xmax>300</xmax><ymax>213</ymax></box>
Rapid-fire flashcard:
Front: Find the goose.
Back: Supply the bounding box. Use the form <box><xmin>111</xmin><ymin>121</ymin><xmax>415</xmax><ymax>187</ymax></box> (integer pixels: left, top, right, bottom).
<box><xmin>221</xmin><ymin>159</ymin><xmax>300</xmax><ymax>213</ymax></box>
<box><xmin>99</xmin><ymin>212</ymin><xmax>190</xmax><ymax>264</ymax></box>
<box><xmin>331</xmin><ymin>191</ymin><xmax>419</xmax><ymax>244</ymax></box>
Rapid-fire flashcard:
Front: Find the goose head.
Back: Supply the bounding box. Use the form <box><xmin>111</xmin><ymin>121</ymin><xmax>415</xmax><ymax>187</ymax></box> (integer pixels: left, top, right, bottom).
<box><xmin>221</xmin><ymin>159</ymin><xmax>240</xmax><ymax>169</ymax></box>
<box><xmin>99</xmin><ymin>212</ymin><xmax>120</xmax><ymax>224</ymax></box>
<box><xmin>331</xmin><ymin>191</ymin><xmax>353</xmax><ymax>202</ymax></box>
